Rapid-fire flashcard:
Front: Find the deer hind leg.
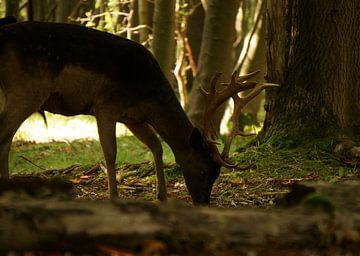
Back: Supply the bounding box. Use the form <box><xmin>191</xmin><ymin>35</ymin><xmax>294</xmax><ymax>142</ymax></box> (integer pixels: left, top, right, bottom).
<box><xmin>126</xmin><ymin>123</ymin><xmax>166</xmax><ymax>202</ymax></box>
<box><xmin>0</xmin><ymin>134</ymin><xmax>12</xmax><ymax>178</ymax></box>
<box><xmin>96</xmin><ymin>115</ymin><xmax>118</xmax><ymax>199</ymax></box>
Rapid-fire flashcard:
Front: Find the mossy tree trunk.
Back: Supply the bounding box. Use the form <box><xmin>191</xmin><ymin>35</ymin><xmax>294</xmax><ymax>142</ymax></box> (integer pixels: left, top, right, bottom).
<box><xmin>263</xmin><ymin>0</ymin><xmax>360</xmax><ymax>143</ymax></box>
<box><xmin>186</xmin><ymin>0</ymin><xmax>240</xmax><ymax>133</ymax></box>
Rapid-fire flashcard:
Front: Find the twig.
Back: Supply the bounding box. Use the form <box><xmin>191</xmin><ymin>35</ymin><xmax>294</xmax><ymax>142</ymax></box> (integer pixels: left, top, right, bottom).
<box><xmin>116</xmin><ymin>24</ymin><xmax>153</xmax><ymax>35</ymax></box>
<box><xmin>18</xmin><ymin>156</ymin><xmax>46</xmax><ymax>171</ymax></box>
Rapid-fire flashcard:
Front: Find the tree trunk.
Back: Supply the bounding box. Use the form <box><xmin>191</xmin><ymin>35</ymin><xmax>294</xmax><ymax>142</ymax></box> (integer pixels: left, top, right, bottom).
<box><xmin>68</xmin><ymin>0</ymin><xmax>95</xmax><ymax>23</ymax></box>
<box><xmin>263</xmin><ymin>0</ymin><xmax>360</xmax><ymax>142</ymax></box>
<box><xmin>186</xmin><ymin>0</ymin><xmax>205</xmax><ymax>67</ymax></box>
<box><xmin>55</xmin><ymin>0</ymin><xmax>76</xmax><ymax>23</ymax></box>
<box><xmin>185</xmin><ymin>0</ymin><xmax>205</xmax><ymax>93</ymax></box>
<box><xmin>27</xmin><ymin>0</ymin><xmax>34</xmax><ymax>21</ymax></box>
<box><xmin>186</xmin><ymin>0</ymin><xmax>240</xmax><ymax>133</ymax></box>
<box><xmin>5</xmin><ymin>0</ymin><xmax>19</xmax><ymax>18</ymax></box>
<box><xmin>128</xmin><ymin>0</ymin><xmax>139</xmax><ymax>41</ymax></box>
<box><xmin>32</xmin><ymin>0</ymin><xmax>48</xmax><ymax>21</ymax></box>
<box><xmin>151</xmin><ymin>0</ymin><xmax>176</xmax><ymax>84</ymax></box>
<box><xmin>138</xmin><ymin>0</ymin><xmax>152</xmax><ymax>44</ymax></box>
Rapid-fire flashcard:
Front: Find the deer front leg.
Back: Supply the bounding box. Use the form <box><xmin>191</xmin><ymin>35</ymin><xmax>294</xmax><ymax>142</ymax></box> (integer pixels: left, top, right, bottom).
<box><xmin>0</xmin><ymin>106</ymin><xmax>36</xmax><ymax>178</ymax></box>
<box><xmin>126</xmin><ymin>123</ymin><xmax>166</xmax><ymax>202</ymax></box>
<box><xmin>96</xmin><ymin>115</ymin><xmax>118</xmax><ymax>199</ymax></box>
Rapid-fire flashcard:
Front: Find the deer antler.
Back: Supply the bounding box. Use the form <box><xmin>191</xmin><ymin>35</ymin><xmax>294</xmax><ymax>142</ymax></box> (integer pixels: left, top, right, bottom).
<box><xmin>201</xmin><ymin>70</ymin><xmax>279</xmax><ymax>169</ymax></box>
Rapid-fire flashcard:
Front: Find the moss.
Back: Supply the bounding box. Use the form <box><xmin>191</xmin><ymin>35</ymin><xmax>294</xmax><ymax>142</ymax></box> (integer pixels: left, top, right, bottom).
<box><xmin>303</xmin><ymin>193</ymin><xmax>336</xmax><ymax>216</ymax></box>
<box><xmin>228</xmin><ymin>134</ymin><xmax>355</xmax><ymax>182</ymax></box>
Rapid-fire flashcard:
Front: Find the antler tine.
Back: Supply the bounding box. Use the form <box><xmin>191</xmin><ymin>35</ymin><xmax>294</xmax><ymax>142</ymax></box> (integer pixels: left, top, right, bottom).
<box><xmin>242</xmin><ymin>82</ymin><xmax>280</xmax><ymax>107</ymax></box>
<box><xmin>200</xmin><ymin>72</ymin><xmax>222</xmax><ymax>98</ymax></box>
<box><xmin>202</xmin><ymin>70</ymin><xmax>279</xmax><ymax>170</ymax></box>
<box><xmin>235</xmin><ymin>70</ymin><xmax>260</xmax><ymax>83</ymax></box>
<box><xmin>219</xmin><ymin>70</ymin><xmax>260</xmax><ymax>101</ymax></box>
<box><xmin>221</xmin><ymin>94</ymin><xmax>248</xmax><ymax>158</ymax></box>
<box><xmin>205</xmin><ymin>70</ymin><xmax>260</xmax><ymax>112</ymax></box>
<box><xmin>202</xmin><ymin>72</ymin><xmax>223</xmax><ymax>141</ymax></box>
<box><xmin>222</xmin><ymin>82</ymin><xmax>280</xmax><ymax>159</ymax></box>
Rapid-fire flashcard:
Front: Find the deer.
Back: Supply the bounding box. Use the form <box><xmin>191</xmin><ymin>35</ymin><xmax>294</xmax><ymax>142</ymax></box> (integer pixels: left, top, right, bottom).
<box><xmin>0</xmin><ymin>17</ymin><xmax>278</xmax><ymax>205</ymax></box>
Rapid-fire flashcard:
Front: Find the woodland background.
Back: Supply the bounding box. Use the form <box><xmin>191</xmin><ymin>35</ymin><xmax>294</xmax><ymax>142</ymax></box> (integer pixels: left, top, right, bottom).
<box><xmin>1</xmin><ymin>0</ymin><xmax>360</xmax><ymax>254</ymax></box>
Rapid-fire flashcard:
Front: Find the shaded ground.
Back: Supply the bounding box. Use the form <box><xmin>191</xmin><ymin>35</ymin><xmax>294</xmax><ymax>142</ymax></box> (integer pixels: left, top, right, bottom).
<box><xmin>10</xmin><ymin>136</ymin><xmax>360</xmax><ymax>208</ymax></box>
<box><xmin>24</xmin><ymin>160</ymin><xmax>353</xmax><ymax>208</ymax></box>
<box><xmin>27</xmin><ymin>161</ymin><xmax>285</xmax><ymax>208</ymax></box>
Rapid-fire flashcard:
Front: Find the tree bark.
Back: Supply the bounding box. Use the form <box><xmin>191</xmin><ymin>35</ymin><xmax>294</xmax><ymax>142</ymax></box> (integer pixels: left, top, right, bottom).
<box><xmin>186</xmin><ymin>0</ymin><xmax>240</xmax><ymax>133</ymax></box>
<box><xmin>1</xmin><ymin>181</ymin><xmax>360</xmax><ymax>255</ymax></box>
<box><xmin>138</xmin><ymin>0</ymin><xmax>152</xmax><ymax>44</ymax></box>
<box><xmin>184</xmin><ymin>0</ymin><xmax>205</xmax><ymax>94</ymax></box>
<box><xmin>186</xmin><ymin>0</ymin><xmax>205</xmax><ymax>67</ymax></box>
<box><xmin>55</xmin><ymin>0</ymin><xmax>77</xmax><ymax>23</ymax></box>
<box><xmin>151</xmin><ymin>0</ymin><xmax>176</xmax><ymax>84</ymax></box>
<box><xmin>264</xmin><ymin>0</ymin><xmax>360</xmax><ymax>142</ymax></box>
<box><xmin>128</xmin><ymin>0</ymin><xmax>139</xmax><ymax>41</ymax></box>
<box><xmin>5</xmin><ymin>0</ymin><xmax>19</xmax><ymax>18</ymax></box>
<box><xmin>68</xmin><ymin>0</ymin><xmax>95</xmax><ymax>24</ymax></box>
<box><xmin>32</xmin><ymin>0</ymin><xmax>48</xmax><ymax>21</ymax></box>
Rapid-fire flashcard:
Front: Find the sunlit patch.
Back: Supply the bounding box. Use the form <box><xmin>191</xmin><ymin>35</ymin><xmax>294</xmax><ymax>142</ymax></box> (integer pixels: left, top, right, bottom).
<box><xmin>14</xmin><ymin>112</ymin><xmax>129</xmax><ymax>142</ymax></box>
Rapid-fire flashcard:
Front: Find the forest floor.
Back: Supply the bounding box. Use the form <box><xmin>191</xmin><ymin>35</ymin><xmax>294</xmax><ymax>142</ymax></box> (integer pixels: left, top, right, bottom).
<box><xmin>8</xmin><ymin>113</ymin><xmax>360</xmax><ymax>208</ymax></box>
<box><xmin>10</xmin><ymin>134</ymin><xmax>360</xmax><ymax>208</ymax></box>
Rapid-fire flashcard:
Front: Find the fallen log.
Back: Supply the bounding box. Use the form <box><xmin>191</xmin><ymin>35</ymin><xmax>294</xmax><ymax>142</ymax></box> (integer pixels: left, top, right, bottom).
<box><xmin>0</xmin><ymin>178</ymin><xmax>359</xmax><ymax>255</ymax></box>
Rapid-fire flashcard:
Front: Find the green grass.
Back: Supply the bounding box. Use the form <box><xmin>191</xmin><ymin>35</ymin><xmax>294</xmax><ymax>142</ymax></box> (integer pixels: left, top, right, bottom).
<box><xmin>10</xmin><ymin>113</ymin><xmax>358</xmax><ymax>185</ymax></box>
<box><xmin>10</xmin><ymin>136</ymin><xmax>174</xmax><ymax>175</ymax></box>
<box><xmin>10</xmin><ymin>113</ymin><xmax>174</xmax><ymax>175</ymax></box>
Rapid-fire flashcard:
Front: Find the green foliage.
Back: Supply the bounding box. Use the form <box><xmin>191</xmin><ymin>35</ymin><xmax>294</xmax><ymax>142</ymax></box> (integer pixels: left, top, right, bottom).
<box><xmin>238</xmin><ymin>113</ymin><xmax>259</xmax><ymax>131</ymax></box>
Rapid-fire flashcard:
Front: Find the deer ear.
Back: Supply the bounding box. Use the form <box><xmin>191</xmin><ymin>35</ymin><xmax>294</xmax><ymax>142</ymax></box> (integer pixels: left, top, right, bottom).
<box><xmin>189</xmin><ymin>128</ymin><xmax>204</xmax><ymax>150</ymax></box>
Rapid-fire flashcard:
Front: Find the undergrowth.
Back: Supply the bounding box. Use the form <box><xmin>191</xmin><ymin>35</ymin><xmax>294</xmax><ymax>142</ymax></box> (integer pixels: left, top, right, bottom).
<box><xmin>228</xmin><ymin>135</ymin><xmax>359</xmax><ymax>183</ymax></box>
<box><xmin>9</xmin><ymin>114</ymin><xmax>359</xmax><ymax>207</ymax></box>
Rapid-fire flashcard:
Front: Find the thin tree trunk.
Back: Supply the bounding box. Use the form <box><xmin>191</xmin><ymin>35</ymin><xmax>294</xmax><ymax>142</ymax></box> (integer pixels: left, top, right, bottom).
<box><xmin>186</xmin><ymin>0</ymin><xmax>240</xmax><ymax>133</ymax></box>
<box><xmin>55</xmin><ymin>0</ymin><xmax>76</xmax><ymax>23</ymax></box>
<box><xmin>185</xmin><ymin>0</ymin><xmax>205</xmax><ymax>93</ymax></box>
<box><xmin>186</xmin><ymin>0</ymin><xmax>205</xmax><ymax>66</ymax></box>
<box><xmin>263</xmin><ymin>0</ymin><xmax>360</xmax><ymax>141</ymax></box>
<box><xmin>138</xmin><ymin>0</ymin><xmax>150</xmax><ymax>44</ymax></box>
<box><xmin>128</xmin><ymin>0</ymin><xmax>139</xmax><ymax>41</ymax></box>
<box><xmin>69</xmin><ymin>0</ymin><xmax>95</xmax><ymax>23</ymax></box>
<box><xmin>27</xmin><ymin>0</ymin><xmax>34</xmax><ymax>21</ymax></box>
<box><xmin>5</xmin><ymin>0</ymin><xmax>19</xmax><ymax>17</ymax></box>
<box><xmin>32</xmin><ymin>0</ymin><xmax>47</xmax><ymax>21</ymax></box>
<box><xmin>152</xmin><ymin>0</ymin><xmax>176</xmax><ymax>84</ymax></box>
